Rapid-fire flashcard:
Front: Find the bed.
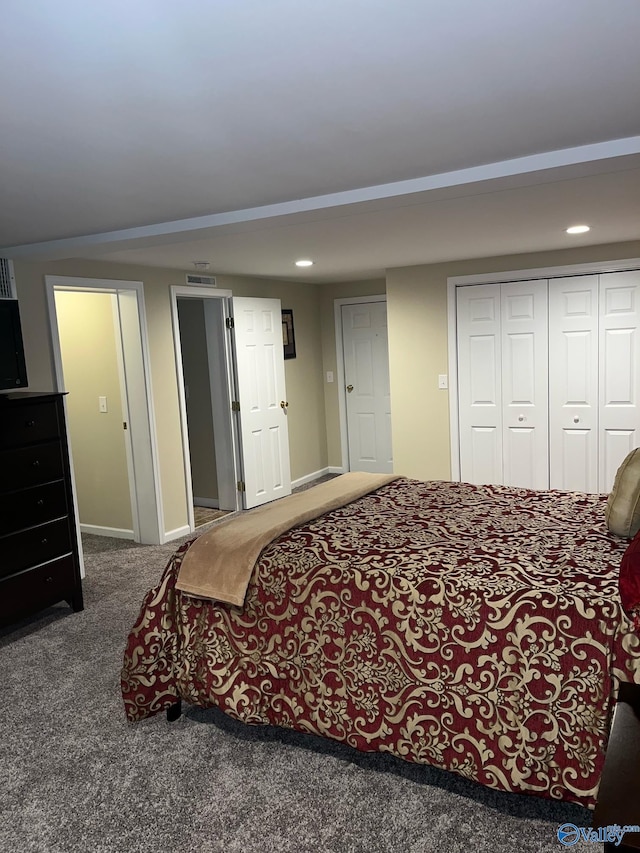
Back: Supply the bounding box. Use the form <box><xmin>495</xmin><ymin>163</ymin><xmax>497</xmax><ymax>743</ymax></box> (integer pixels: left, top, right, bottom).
<box><xmin>121</xmin><ymin>471</ymin><xmax>640</xmax><ymax>809</ymax></box>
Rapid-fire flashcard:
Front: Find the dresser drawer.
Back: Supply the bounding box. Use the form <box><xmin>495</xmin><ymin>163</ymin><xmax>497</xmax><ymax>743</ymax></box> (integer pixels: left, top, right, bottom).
<box><xmin>0</xmin><ymin>481</ymin><xmax>68</xmax><ymax>536</ymax></box>
<box><xmin>0</xmin><ymin>517</ymin><xmax>72</xmax><ymax>581</ymax></box>
<box><xmin>0</xmin><ymin>555</ymin><xmax>78</xmax><ymax>627</ymax></box>
<box><xmin>0</xmin><ymin>442</ymin><xmax>64</xmax><ymax>493</ymax></box>
<box><xmin>0</xmin><ymin>400</ymin><xmax>61</xmax><ymax>447</ymax></box>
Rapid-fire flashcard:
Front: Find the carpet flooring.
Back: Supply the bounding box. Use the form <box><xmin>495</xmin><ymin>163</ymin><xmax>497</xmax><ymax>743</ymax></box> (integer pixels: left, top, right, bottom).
<box><xmin>193</xmin><ymin>506</ymin><xmax>230</xmax><ymax>527</ymax></box>
<box><xmin>1</xmin><ymin>501</ymin><xmax>596</xmax><ymax>852</ymax></box>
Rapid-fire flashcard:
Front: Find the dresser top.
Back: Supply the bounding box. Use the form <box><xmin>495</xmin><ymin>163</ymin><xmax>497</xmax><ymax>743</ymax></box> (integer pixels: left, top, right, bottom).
<box><xmin>0</xmin><ymin>391</ymin><xmax>66</xmax><ymax>404</ymax></box>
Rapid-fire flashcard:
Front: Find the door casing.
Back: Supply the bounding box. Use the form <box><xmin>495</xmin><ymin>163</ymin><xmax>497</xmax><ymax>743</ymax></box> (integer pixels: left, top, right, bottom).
<box><xmin>45</xmin><ymin>275</ymin><xmax>164</xmax><ymax>550</ymax></box>
<box><xmin>170</xmin><ymin>286</ymin><xmax>241</xmax><ymax>533</ymax></box>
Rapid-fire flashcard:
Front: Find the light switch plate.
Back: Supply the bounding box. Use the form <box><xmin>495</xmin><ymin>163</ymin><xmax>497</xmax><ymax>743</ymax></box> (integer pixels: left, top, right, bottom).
<box><xmin>99</xmin><ymin>396</ymin><xmax>108</xmax><ymax>412</ymax></box>
<box><xmin>438</xmin><ymin>375</ymin><xmax>448</xmax><ymax>390</ymax></box>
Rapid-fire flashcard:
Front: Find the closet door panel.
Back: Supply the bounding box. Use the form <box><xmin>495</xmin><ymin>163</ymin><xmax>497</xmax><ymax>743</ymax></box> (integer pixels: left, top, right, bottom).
<box><xmin>549</xmin><ymin>276</ymin><xmax>599</xmax><ymax>492</ymax></box>
<box><xmin>559</xmin><ymin>429</ymin><xmax>594</xmax><ymax>493</ymax></box>
<box><xmin>599</xmin><ymin>271</ymin><xmax>640</xmax><ymax>492</ymax></box>
<box><xmin>457</xmin><ymin>284</ymin><xmax>502</xmax><ymax>484</ymax></box>
<box><xmin>501</xmin><ymin>280</ymin><xmax>549</xmax><ymax>489</ymax></box>
<box><xmin>469</xmin><ymin>427</ymin><xmax>502</xmax><ymax>484</ymax></box>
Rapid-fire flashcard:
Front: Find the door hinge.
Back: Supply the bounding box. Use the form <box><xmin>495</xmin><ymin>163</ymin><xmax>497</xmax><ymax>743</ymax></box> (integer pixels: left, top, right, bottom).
<box><xmin>226</xmin><ymin>317</ymin><xmax>235</xmax><ymax>329</ymax></box>
<box><xmin>237</xmin><ymin>480</ymin><xmax>245</xmax><ymax>492</ymax></box>
<box><xmin>123</xmin><ymin>421</ymin><xmax>127</xmax><ymax>430</ymax></box>
<box><xmin>231</xmin><ymin>400</ymin><xmax>240</xmax><ymax>412</ymax></box>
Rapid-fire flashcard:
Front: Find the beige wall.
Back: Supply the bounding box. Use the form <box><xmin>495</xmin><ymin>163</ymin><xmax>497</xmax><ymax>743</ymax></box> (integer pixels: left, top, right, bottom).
<box><xmin>387</xmin><ymin>240</ymin><xmax>640</xmax><ymax>481</ymax></box>
<box><xmin>13</xmin><ymin>258</ymin><xmax>330</xmax><ymax>535</ymax></box>
<box><xmin>14</xmin><ymin>239</ymin><xmax>640</xmax><ymax>536</ymax></box>
<box><xmin>177</xmin><ymin>298</ymin><xmax>218</xmax><ymax>502</ymax></box>
<box><xmin>55</xmin><ymin>290</ymin><xmax>133</xmax><ymax>531</ymax></box>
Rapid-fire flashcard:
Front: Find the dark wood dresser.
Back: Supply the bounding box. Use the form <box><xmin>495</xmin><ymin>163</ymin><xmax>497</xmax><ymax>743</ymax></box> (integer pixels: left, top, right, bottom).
<box><xmin>0</xmin><ymin>392</ymin><xmax>83</xmax><ymax>627</ymax></box>
<box><xmin>593</xmin><ymin>682</ymin><xmax>640</xmax><ymax>851</ymax></box>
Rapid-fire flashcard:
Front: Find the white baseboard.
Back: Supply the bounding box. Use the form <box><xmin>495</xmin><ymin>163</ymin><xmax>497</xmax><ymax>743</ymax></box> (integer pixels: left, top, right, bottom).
<box><xmin>193</xmin><ymin>497</ymin><xmax>220</xmax><ymax>509</ymax></box>
<box><xmin>80</xmin><ymin>524</ymin><xmax>135</xmax><ymax>540</ymax></box>
<box><xmin>291</xmin><ymin>467</ymin><xmax>330</xmax><ymax>489</ymax></box>
<box><xmin>162</xmin><ymin>524</ymin><xmax>191</xmax><ymax>543</ymax></box>
<box><xmin>291</xmin><ymin>467</ymin><xmax>346</xmax><ymax>489</ymax></box>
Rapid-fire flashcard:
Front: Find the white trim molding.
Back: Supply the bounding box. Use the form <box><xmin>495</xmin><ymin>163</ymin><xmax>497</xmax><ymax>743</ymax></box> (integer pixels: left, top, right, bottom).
<box><xmin>79</xmin><ymin>525</ymin><xmax>135</xmax><ymax>540</ymax></box>
<box><xmin>291</xmin><ymin>467</ymin><xmax>332</xmax><ymax>489</ymax></box>
<box><xmin>161</xmin><ymin>525</ymin><xmax>191</xmax><ymax>543</ymax></box>
<box><xmin>193</xmin><ymin>497</ymin><xmax>220</xmax><ymax>509</ymax></box>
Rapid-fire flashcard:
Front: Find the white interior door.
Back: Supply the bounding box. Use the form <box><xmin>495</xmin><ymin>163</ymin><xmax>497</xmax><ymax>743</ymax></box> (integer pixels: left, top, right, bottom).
<box><xmin>548</xmin><ymin>275</ymin><xmax>599</xmax><ymax>492</ymax></box>
<box><xmin>457</xmin><ymin>284</ymin><xmax>502</xmax><ymax>484</ymax></box>
<box><xmin>501</xmin><ymin>280</ymin><xmax>549</xmax><ymax>489</ymax></box>
<box><xmin>232</xmin><ymin>296</ymin><xmax>292</xmax><ymax>508</ymax></box>
<box><xmin>599</xmin><ymin>270</ymin><xmax>640</xmax><ymax>491</ymax></box>
<box><xmin>341</xmin><ymin>301</ymin><xmax>392</xmax><ymax>473</ymax></box>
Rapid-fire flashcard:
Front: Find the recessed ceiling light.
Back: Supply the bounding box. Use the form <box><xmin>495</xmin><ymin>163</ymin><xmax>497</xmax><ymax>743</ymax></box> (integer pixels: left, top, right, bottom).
<box><xmin>565</xmin><ymin>225</ymin><xmax>590</xmax><ymax>234</ymax></box>
<box><xmin>295</xmin><ymin>259</ymin><xmax>314</xmax><ymax>267</ymax></box>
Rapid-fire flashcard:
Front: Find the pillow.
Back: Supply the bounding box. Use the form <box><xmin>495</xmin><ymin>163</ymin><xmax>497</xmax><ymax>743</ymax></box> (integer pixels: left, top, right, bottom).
<box><xmin>619</xmin><ymin>529</ymin><xmax>640</xmax><ymax>632</ymax></box>
<box><xmin>606</xmin><ymin>448</ymin><xmax>640</xmax><ymax>538</ymax></box>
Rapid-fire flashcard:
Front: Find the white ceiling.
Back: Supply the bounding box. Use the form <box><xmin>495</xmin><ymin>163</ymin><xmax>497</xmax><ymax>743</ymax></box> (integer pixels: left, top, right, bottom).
<box><xmin>2</xmin><ymin>0</ymin><xmax>640</xmax><ymax>282</ymax></box>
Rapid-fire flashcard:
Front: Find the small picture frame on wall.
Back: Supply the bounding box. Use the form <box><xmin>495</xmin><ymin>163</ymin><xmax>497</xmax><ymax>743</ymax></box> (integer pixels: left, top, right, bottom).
<box><xmin>282</xmin><ymin>309</ymin><xmax>296</xmax><ymax>359</ymax></box>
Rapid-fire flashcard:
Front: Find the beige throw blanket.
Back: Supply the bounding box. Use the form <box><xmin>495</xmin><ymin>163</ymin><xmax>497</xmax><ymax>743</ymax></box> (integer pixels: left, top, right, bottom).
<box><xmin>176</xmin><ymin>472</ymin><xmax>398</xmax><ymax>606</ymax></box>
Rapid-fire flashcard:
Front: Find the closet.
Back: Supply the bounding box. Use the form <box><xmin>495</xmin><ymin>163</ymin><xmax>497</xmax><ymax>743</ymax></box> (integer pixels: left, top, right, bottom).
<box><xmin>456</xmin><ymin>269</ymin><xmax>640</xmax><ymax>493</ymax></box>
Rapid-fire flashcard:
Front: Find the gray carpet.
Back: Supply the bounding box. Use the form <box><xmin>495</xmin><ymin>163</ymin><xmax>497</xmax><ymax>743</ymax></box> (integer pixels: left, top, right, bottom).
<box><xmin>1</xmin><ymin>521</ymin><xmax>596</xmax><ymax>853</ymax></box>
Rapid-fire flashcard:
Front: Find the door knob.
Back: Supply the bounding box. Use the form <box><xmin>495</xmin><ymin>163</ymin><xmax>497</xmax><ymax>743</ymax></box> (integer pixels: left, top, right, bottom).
<box><xmin>518</xmin><ymin>414</ymin><xmax>525</xmax><ymax>422</ymax></box>
<box><xmin>346</xmin><ymin>384</ymin><xmax>354</xmax><ymax>393</ymax></box>
<box><xmin>573</xmin><ymin>416</ymin><xmax>580</xmax><ymax>423</ymax></box>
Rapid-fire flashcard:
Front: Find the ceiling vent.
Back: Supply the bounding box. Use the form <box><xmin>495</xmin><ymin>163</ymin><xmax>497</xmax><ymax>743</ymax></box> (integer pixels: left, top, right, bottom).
<box><xmin>185</xmin><ymin>273</ymin><xmax>217</xmax><ymax>287</ymax></box>
<box><xmin>0</xmin><ymin>258</ymin><xmax>17</xmax><ymax>299</ymax></box>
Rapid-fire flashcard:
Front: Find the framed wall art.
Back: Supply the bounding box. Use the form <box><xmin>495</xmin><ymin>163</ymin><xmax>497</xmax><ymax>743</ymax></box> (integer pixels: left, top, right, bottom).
<box><xmin>282</xmin><ymin>309</ymin><xmax>296</xmax><ymax>359</ymax></box>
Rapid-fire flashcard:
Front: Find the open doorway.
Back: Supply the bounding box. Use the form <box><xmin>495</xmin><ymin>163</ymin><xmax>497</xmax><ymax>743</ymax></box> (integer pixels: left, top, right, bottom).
<box><xmin>55</xmin><ymin>290</ymin><xmax>134</xmax><ymax>537</ymax></box>
<box><xmin>45</xmin><ymin>276</ymin><xmax>163</xmax><ymax>545</ymax></box>
<box><xmin>171</xmin><ymin>286</ymin><xmax>240</xmax><ymax>532</ymax></box>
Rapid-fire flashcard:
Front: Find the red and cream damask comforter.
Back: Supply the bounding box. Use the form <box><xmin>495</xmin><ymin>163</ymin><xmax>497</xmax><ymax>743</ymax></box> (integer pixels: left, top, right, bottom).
<box><xmin>121</xmin><ymin>478</ymin><xmax>640</xmax><ymax>808</ymax></box>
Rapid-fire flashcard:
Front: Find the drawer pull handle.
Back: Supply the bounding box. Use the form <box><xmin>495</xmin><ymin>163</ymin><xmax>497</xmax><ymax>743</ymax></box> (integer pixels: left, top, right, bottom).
<box><xmin>32</xmin><ymin>460</ymin><xmax>40</xmax><ymax>468</ymax></box>
<box><xmin>26</xmin><ymin>420</ymin><xmax>36</xmax><ymax>428</ymax></box>
<box><xmin>45</xmin><ymin>576</ymin><xmax>53</xmax><ymax>583</ymax></box>
<box><xmin>41</xmin><ymin>538</ymin><xmax>48</xmax><ymax>545</ymax></box>
<box><xmin>37</xmin><ymin>499</ymin><xmax>45</xmax><ymax>507</ymax></box>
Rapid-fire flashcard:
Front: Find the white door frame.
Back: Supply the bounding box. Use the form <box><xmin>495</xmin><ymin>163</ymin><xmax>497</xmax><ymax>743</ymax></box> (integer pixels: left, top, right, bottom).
<box><xmin>45</xmin><ymin>275</ymin><xmax>163</xmax><ymax>545</ymax></box>
<box><xmin>334</xmin><ymin>294</ymin><xmax>387</xmax><ymax>472</ymax></box>
<box><xmin>447</xmin><ymin>257</ymin><xmax>640</xmax><ymax>482</ymax></box>
<box><xmin>170</xmin><ymin>286</ymin><xmax>240</xmax><ymax>533</ymax></box>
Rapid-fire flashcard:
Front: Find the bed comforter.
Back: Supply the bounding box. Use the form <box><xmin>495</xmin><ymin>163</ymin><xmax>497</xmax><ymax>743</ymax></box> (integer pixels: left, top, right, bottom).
<box><xmin>121</xmin><ymin>478</ymin><xmax>640</xmax><ymax>807</ymax></box>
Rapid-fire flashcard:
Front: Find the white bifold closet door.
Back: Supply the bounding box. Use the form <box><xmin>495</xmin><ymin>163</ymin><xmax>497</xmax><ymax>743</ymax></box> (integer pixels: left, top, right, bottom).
<box><xmin>501</xmin><ymin>280</ymin><xmax>549</xmax><ymax>489</ymax></box>
<box><xmin>457</xmin><ymin>283</ymin><xmax>502</xmax><ymax>485</ymax></box>
<box><xmin>599</xmin><ymin>271</ymin><xmax>640</xmax><ymax>491</ymax></box>
<box><xmin>548</xmin><ymin>275</ymin><xmax>599</xmax><ymax>492</ymax></box>
<box><xmin>457</xmin><ymin>279</ymin><xmax>548</xmax><ymax>489</ymax></box>
<box><xmin>458</xmin><ymin>269</ymin><xmax>640</xmax><ymax>493</ymax></box>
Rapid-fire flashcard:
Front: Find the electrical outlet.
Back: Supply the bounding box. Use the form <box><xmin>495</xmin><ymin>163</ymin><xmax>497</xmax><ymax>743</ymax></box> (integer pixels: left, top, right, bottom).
<box><xmin>99</xmin><ymin>396</ymin><xmax>108</xmax><ymax>413</ymax></box>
